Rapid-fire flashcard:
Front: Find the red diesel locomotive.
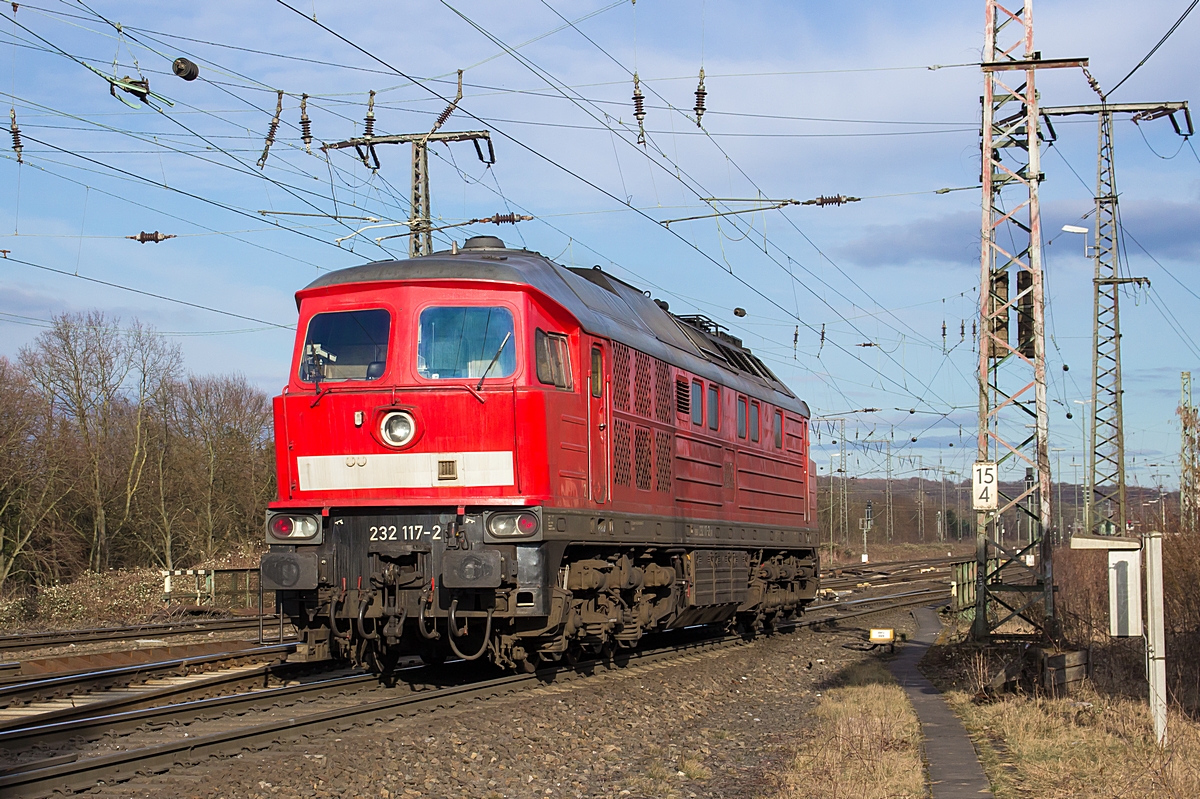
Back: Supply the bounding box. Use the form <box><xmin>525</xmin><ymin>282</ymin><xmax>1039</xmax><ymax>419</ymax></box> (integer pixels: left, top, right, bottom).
<box><xmin>262</xmin><ymin>235</ymin><xmax>819</xmax><ymax>670</ymax></box>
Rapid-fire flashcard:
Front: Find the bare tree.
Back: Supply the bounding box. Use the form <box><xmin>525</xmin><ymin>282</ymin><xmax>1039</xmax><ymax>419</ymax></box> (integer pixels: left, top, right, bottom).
<box><xmin>0</xmin><ymin>357</ymin><xmax>71</xmax><ymax>593</ymax></box>
<box><xmin>178</xmin><ymin>374</ymin><xmax>273</xmax><ymax>559</ymax></box>
<box><xmin>20</xmin><ymin>312</ymin><xmax>181</xmax><ymax>571</ymax></box>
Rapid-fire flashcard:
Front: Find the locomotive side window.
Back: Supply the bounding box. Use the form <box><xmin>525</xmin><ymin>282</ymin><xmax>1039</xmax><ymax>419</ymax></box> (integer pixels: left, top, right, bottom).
<box><xmin>591</xmin><ymin>346</ymin><xmax>603</xmax><ymax>398</ymax></box>
<box><xmin>750</xmin><ymin>401</ymin><xmax>760</xmax><ymax>442</ymax></box>
<box><xmin>707</xmin><ymin>385</ymin><xmax>719</xmax><ymax>430</ymax></box>
<box><xmin>417</xmin><ymin>306</ymin><xmax>516</xmax><ymax>380</ymax></box>
<box><xmin>535</xmin><ymin>329</ymin><xmax>573</xmax><ymax>390</ymax></box>
<box><xmin>299</xmin><ymin>308</ymin><xmax>390</xmax><ymax>383</ymax></box>
<box><xmin>690</xmin><ymin>380</ymin><xmax>703</xmax><ymax>425</ymax></box>
<box><xmin>773</xmin><ymin>410</ymin><xmax>783</xmax><ymax>448</ymax></box>
<box><xmin>737</xmin><ymin>397</ymin><xmax>747</xmax><ymax>439</ymax></box>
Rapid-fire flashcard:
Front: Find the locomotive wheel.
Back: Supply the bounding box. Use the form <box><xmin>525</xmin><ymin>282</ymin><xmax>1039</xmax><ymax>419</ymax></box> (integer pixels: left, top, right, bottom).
<box><xmin>366</xmin><ymin>641</ymin><xmax>404</xmax><ymax>674</ymax></box>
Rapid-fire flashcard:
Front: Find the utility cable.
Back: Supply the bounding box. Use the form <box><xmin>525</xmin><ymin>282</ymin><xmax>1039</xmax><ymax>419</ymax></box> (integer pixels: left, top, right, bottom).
<box><xmin>3</xmin><ymin>253</ymin><xmax>293</xmax><ymax>328</ymax></box>
<box><xmin>1107</xmin><ymin>0</ymin><xmax>1198</xmax><ymax>98</ymax></box>
<box><xmin>426</xmin><ymin>0</ymin><xmax>959</xmax><ymax>413</ymax></box>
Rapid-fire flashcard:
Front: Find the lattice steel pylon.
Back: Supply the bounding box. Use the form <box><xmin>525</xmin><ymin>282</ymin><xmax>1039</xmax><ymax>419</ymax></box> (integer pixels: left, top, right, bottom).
<box><xmin>1041</xmin><ymin>101</ymin><xmax>1189</xmax><ymax>536</ymax></box>
<box><xmin>1182</xmin><ymin>372</ymin><xmax>1199</xmax><ymax>534</ymax></box>
<box><xmin>1089</xmin><ymin>109</ymin><xmax>1129</xmax><ymax>536</ymax></box>
<box><xmin>973</xmin><ymin>0</ymin><xmax>1085</xmax><ymax>642</ymax></box>
<box><xmin>866</xmin><ymin>439</ymin><xmax>894</xmax><ymax>542</ymax></box>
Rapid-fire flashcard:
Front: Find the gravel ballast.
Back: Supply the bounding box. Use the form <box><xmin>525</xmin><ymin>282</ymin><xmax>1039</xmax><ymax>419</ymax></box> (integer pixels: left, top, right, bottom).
<box><xmin>76</xmin><ymin>602</ymin><xmax>921</xmax><ymax>799</ymax></box>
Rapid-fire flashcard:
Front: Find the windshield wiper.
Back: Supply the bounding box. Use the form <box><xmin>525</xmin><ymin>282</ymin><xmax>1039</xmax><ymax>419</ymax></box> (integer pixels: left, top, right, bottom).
<box><xmin>476</xmin><ymin>331</ymin><xmax>512</xmax><ymax>392</ymax></box>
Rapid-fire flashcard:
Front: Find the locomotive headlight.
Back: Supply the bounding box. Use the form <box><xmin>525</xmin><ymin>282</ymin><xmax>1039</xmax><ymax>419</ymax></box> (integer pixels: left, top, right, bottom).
<box><xmin>267</xmin><ymin>513</ymin><xmax>320</xmax><ymax>541</ymax></box>
<box><xmin>380</xmin><ymin>411</ymin><xmax>416</xmax><ymax>447</ymax></box>
<box><xmin>487</xmin><ymin>511</ymin><xmax>540</xmax><ymax>537</ymax></box>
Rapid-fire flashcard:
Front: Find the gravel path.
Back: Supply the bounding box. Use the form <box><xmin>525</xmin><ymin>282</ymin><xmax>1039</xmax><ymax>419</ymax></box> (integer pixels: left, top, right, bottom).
<box><xmin>81</xmin><ymin>605</ymin><xmax>919</xmax><ymax>799</ymax></box>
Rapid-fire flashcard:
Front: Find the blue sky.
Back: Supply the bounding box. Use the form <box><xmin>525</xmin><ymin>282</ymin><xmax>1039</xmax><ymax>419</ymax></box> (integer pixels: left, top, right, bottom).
<box><xmin>1</xmin><ymin>1</ymin><xmax>1197</xmax><ymax>492</ymax></box>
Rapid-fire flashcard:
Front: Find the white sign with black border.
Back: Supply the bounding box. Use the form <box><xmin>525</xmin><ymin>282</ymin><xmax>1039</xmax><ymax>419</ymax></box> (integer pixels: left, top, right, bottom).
<box><xmin>972</xmin><ymin>461</ymin><xmax>998</xmax><ymax>511</ymax></box>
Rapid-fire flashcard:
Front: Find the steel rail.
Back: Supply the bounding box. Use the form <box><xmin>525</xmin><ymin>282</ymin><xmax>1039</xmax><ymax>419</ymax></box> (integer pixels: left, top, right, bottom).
<box><xmin>0</xmin><ymin>640</ymin><xmax>279</xmax><ymax>685</ymax></box>
<box><xmin>0</xmin><ymin>660</ymin><xmax>326</xmax><ymax>738</ymax></box>
<box><xmin>0</xmin><ymin>644</ymin><xmax>295</xmax><ymax>707</ymax></box>
<box><xmin>0</xmin><ymin>668</ymin><xmax>376</xmax><ymax>751</ymax></box>
<box><xmin>0</xmin><ymin>616</ymin><xmax>285</xmax><ymax>653</ymax></box>
<box><xmin>807</xmin><ymin>587</ymin><xmax>944</xmax><ymax>612</ymax></box>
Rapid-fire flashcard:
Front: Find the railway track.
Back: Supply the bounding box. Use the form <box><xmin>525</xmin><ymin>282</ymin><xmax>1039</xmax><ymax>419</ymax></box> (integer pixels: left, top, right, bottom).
<box><xmin>0</xmin><ymin>642</ymin><xmax>296</xmax><ymax>732</ymax></box>
<box><xmin>0</xmin><ymin>589</ymin><xmax>946</xmax><ymax>798</ymax></box>
<box><xmin>820</xmin><ymin>555</ymin><xmax>958</xmax><ymax>591</ymax></box>
<box><xmin>0</xmin><ymin>616</ymin><xmax>286</xmax><ymax>654</ymax></box>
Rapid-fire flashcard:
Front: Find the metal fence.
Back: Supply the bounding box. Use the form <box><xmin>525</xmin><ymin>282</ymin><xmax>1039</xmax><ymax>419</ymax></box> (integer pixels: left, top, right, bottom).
<box><xmin>162</xmin><ymin>568</ymin><xmax>263</xmax><ymax>610</ymax></box>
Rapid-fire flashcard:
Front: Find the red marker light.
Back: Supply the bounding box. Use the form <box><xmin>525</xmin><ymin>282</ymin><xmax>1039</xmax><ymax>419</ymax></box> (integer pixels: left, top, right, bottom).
<box><xmin>270</xmin><ymin>515</ymin><xmax>295</xmax><ymax>537</ymax></box>
<box><xmin>516</xmin><ymin>513</ymin><xmax>539</xmax><ymax>534</ymax></box>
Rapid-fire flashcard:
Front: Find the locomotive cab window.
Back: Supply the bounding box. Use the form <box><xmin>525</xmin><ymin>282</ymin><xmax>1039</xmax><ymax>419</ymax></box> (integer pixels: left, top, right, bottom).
<box><xmin>737</xmin><ymin>397</ymin><xmax>748</xmax><ymax>439</ymax></box>
<box><xmin>590</xmin><ymin>346</ymin><xmax>603</xmax><ymax>397</ymax></box>
<box><xmin>417</xmin><ymin>306</ymin><xmax>515</xmax><ymax>380</ymax></box>
<box><xmin>774</xmin><ymin>410</ymin><xmax>784</xmax><ymax>448</ymax></box>
<box><xmin>750</xmin><ymin>401</ymin><xmax>760</xmax><ymax>442</ymax></box>
<box><xmin>299</xmin><ymin>308</ymin><xmax>390</xmax><ymax>383</ymax></box>
<box><xmin>691</xmin><ymin>380</ymin><xmax>703</xmax><ymax>425</ymax></box>
<box><xmin>535</xmin><ymin>329</ymin><xmax>573</xmax><ymax>390</ymax></box>
<box><xmin>707</xmin><ymin>385</ymin><xmax>719</xmax><ymax>430</ymax></box>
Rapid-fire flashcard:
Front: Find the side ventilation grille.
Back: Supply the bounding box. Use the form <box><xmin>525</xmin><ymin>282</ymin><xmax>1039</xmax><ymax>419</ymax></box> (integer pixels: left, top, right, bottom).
<box><xmin>613</xmin><ymin>419</ymin><xmax>632</xmax><ymax>487</ymax></box>
<box><xmin>675</xmin><ymin>378</ymin><xmax>690</xmax><ymax>416</ymax></box>
<box><xmin>655</xmin><ymin>431</ymin><xmax>673</xmax><ymax>492</ymax></box>
<box><xmin>654</xmin><ymin>361</ymin><xmax>673</xmax><ymax>423</ymax></box>
<box><xmin>634</xmin><ymin>426</ymin><xmax>653</xmax><ymax>491</ymax></box>
<box><xmin>633</xmin><ymin>351</ymin><xmax>652</xmax><ymax>417</ymax></box>
<box><xmin>612</xmin><ymin>342</ymin><xmax>631</xmax><ymax>412</ymax></box>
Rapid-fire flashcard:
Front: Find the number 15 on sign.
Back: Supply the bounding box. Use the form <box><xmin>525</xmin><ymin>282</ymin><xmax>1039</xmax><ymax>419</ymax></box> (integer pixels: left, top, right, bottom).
<box><xmin>972</xmin><ymin>462</ymin><xmax>998</xmax><ymax>511</ymax></box>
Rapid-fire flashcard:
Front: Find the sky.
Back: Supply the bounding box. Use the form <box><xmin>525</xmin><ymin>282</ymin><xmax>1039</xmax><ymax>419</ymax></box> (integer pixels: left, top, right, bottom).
<box><xmin>1</xmin><ymin>0</ymin><xmax>1198</xmax><ymax>493</ymax></box>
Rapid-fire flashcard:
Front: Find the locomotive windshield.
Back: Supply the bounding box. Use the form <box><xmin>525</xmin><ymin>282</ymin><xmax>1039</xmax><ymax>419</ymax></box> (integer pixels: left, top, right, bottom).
<box><xmin>299</xmin><ymin>308</ymin><xmax>390</xmax><ymax>383</ymax></box>
<box><xmin>417</xmin><ymin>306</ymin><xmax>516</xmax><ymax>380</ymax></box>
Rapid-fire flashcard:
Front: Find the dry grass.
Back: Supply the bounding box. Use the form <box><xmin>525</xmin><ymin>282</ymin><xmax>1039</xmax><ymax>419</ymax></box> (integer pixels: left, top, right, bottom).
<box><xmin>946</xmin><ymin>685</ymin><xmax>1200</xmax><ymax>798</ymax></box>
<box><xmin>1056</xmin><ymin>538</ymin><xmax>1200</xmax><ymax>710</ymax></box>
<box><xmin>630</xmin><ymin>745</ymin><xmax>711</xmax><ymax>798</ymax></box>
<box><xmin>772</xmin><ymin>658</ymin><xmax>924</xmax><ymax>799</ymax></box>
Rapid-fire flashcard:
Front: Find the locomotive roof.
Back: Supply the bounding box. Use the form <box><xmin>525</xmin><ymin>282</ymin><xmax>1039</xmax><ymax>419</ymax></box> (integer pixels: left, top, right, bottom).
<box><xmin>304</xmin><ymin>241</ymin><xmax>809</xmax><ymax>417</ymax></box>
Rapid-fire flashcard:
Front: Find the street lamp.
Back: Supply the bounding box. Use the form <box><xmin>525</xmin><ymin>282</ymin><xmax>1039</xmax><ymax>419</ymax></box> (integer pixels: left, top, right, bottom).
<box><xmin>1061</xmin><ymin>224</ymin><xmax>1091</xmax><ymax>257</ymax></box>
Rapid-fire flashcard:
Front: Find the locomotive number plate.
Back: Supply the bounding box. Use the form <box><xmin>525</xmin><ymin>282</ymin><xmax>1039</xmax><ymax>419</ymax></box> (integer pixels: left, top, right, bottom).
<box><xmin>368</xmin><ymin>523</ymin><xmax>442</xmax><ymax>542</ymax></box>
<box><xmin>332</xmin><ymin>513</ymin><xmax>453</xmax><ymax>544</ymax></box>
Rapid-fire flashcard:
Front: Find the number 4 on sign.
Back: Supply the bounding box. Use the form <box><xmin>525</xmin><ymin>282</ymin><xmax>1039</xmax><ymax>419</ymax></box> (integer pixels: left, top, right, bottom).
<box><xmin>972</xmin><ymin>461</ymin><xmax>998</xmax><ymax>511</ymax></box>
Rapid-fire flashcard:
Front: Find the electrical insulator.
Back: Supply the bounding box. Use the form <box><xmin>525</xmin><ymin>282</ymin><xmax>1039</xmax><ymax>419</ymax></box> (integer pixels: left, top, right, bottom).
<box><xmin>126</xmin><ymin>231</ymin><xmax>176</xmax><ymax>244</ymax></box>
<box><xmin>693</xmin><ymin>67</ymin><xmax>706</xmax><ymax>128</ymax></box>
<box><xmin>364</xmin><ymin>90</ymin><xmax>376</xmax><ymax>138</ymax></box>
<box><xmin>632</xmin><ymin>73</ymin><xmax>646</xmax><ymax>144</ymax></box>
<box><xmin>300</xmin><ymin>93</ymin><xmax>312</xmax><ymax>153</ymax></box>
<box><xmin>172</xmin><ymin>57</ymin><xmax>199</xmax><ymax>81</ymax></box>
<box><xmin>257</xmin><ymin>90</ymin><xmax>283</xmax><ymax>170</ymax></box>
<box><xmin>9</xmin><ymin>109</ymin><xmax>22</xmax><ymax>164</ymax></box>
